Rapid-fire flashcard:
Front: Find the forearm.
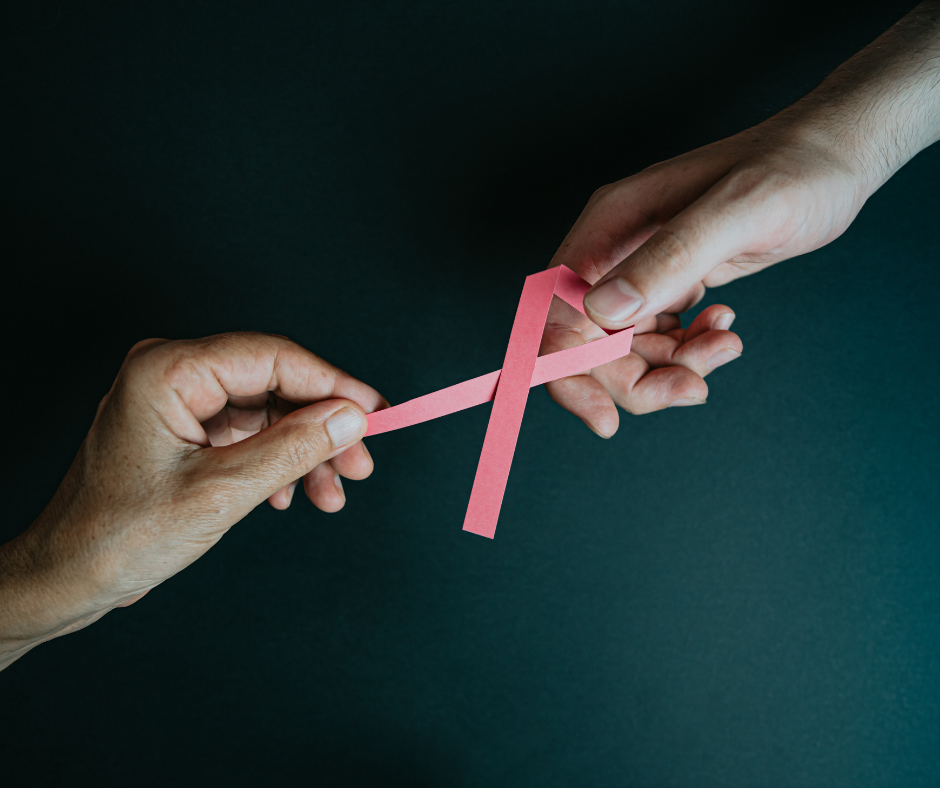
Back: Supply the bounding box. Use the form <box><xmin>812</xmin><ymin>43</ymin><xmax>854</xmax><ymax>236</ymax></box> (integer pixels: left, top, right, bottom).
<box><xmin>0</xmin><ymin>528</ymin><xmax>101</xmax><ymax>672</ymax></box>
<box><xmin>778</xmin><ymin>1</ymin><xmax>940</xmax><ymax>191</ymax></box>
<box><xmin>0</xmin><ymin>534</ymin><xmax>49</xmax><ymax>670</ymax></box>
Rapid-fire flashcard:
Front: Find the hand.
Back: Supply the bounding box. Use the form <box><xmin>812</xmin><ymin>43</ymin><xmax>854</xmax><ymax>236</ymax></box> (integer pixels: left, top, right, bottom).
<box><xmin>0</xmin><ymin>333</ymin><xmax>386</xmax><ymax>669</ymax></box>
<box><xmin>541</xmin><ymin>290</ymin><xmax>742</xmax><ymax>436</ymax></box>
<box><xmin>541</xmin><ymin>122</ymin><xmax>847</xmax><ymax>434</ymax></box>
<box><xmin>546</xmin><ymin>0</ymin><xmax>940</xmax><ymax>435</ymax></box>
<box><xmin>574</xmin><ymin>125</ymin><xmax>866</xmax><ymax>333</ymax></box>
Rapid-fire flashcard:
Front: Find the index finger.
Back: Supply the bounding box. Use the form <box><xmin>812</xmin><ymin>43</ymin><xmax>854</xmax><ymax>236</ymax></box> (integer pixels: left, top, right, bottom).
<box><xmin>128</xmin><ymin>332</ymin><xmax>386</xmax><ymax>446</ymax></box>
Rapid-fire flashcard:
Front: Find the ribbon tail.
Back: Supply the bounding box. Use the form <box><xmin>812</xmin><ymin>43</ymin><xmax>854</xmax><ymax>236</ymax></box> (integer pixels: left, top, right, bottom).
<box><xmin>462</xmin><ymin>268</ymin><xmax>561</xmax><ymax>538</ymax></box>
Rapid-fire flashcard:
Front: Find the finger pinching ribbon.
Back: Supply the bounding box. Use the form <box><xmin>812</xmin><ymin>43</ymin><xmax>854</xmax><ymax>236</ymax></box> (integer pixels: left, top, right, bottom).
<box><xmin>366</xmin><ymin>265</ymin><xmax>635</xmax><ymax>538</ymax></box>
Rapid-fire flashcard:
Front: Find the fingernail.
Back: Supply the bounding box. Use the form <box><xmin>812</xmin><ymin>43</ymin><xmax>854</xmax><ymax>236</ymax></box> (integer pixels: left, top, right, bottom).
<box><xmin>285</xmin><ymin>480</ymin><xmax>297</xmax><ymax>505</ymax></box>
<box><xmin>326</xmin><ymin>407</ymin><xmax>364</xmax><ymax>448</ymax></box>
<box><xmin>668</xmin><ymin>397</ymin><xmax>706</xmax><ymax>407</ymax></box>
<box><xmin>334</xmin><ymin>473</ymin><xmax>345</xmax><ymax>501</ymax></box>
<box><xmin>584</xmin><ymin>278</ymin><xmax>644</xmax><ymax>322</ymax></box>
<box><xmin>707</xmin><ymin>347</ymin><xmax>741</xmax><ymax>370</ymax></box>
<box><xmin>713</xmin><ymin>312</ymin><xmax>735</xmax><ymax>331</ymax></box>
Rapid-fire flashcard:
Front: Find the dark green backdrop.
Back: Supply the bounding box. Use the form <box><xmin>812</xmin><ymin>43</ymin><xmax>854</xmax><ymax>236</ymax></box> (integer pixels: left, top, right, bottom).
<box><xmin>2</xmin><ymin>2</ymin><xmax>938</xmax><ymax>785</ymax></box>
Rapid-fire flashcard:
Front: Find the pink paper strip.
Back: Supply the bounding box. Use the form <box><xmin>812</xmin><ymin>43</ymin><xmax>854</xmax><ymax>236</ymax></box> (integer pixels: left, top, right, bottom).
<box><xmin>363</xmin><ymin>265</ymin><xmax>635</xmax><ymax>539</ymax></box>
<box><xmin>462</xmin><ymin>269</ymin><xmax>560</xmax><ymax>538</ymax></box>
<box><xmin>364</xmin><ymin>327</ymin><xmax>634</xmax><ymax>437</ymax></box>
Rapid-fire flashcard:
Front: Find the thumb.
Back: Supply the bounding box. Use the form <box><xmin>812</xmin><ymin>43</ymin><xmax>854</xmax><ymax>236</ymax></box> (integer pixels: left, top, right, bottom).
<box><xmin>582</xmin><ymin>190</ymin><xmax>750</xmax><ymax>329</ymax></box>
<box><xmin>197</xmin><ymin>399</ymin><xmax>367</xmax><ymax>502</ymax></box>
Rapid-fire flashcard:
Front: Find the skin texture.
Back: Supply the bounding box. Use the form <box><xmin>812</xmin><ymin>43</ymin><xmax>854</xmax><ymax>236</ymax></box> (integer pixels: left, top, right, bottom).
<box><xmin>0</xmin><ymin>333</ymin><xmax>386</xmax><ymax>670</ymax></box>
<box><xmin>545</xmin><ymin>1</ymin><xmax>940</xmax><ymax>437</ymax></box>
<box><xmin>2</xmin><ymin>4</ymin><xmax>939</xmax><ymax>673</ymax></box>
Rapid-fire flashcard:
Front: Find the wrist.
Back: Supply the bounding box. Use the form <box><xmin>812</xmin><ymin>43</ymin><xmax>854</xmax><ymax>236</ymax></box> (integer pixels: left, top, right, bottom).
<box><xmin>779</xmin><ymin>100</ymin><xmax>920</xmax><ymax>198</ymax></box>
<box><xmin>735</xmin><ymin>110</ymin><xmax>890</xmax><ymax>210</ymax></box>
<box><xmin>0</xmin><ymin>540</ymin><xmax>49</xmax><ymax>670</ymax></box>
<box><xmin>0</xmin><ymin>524</ymin><xmax>102</xmax><ymax>656</ymax></box>
<box><xmin>770</xmin><ymin>2</ymin><xmax>940</xmax><ymax>197</ymax></box>
<box><xmin>0</xmin><ymin>532</ymin><xmax>59</xmax><ymax>645</ymax></box>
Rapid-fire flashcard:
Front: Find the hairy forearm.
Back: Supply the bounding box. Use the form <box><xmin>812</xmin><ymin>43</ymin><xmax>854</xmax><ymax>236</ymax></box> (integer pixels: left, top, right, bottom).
<box><xmin>778</xmin><ymin>1</ymin><xmax>940</xmax><ymax>189</ymax></box>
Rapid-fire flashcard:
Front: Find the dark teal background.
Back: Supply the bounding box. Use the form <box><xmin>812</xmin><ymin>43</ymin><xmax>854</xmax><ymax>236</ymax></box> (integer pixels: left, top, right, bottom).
<box><xmin>1</xmin><ymin>2</ymin><xmax>938</xmax><ymax>785</ymax></box>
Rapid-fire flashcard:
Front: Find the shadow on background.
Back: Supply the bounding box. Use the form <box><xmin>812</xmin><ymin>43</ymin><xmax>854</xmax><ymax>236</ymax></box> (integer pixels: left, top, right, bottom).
<box><xmin>1</xmin><ymin>2</ymin><xmax>938</xmax><ymax>786</ymax></box>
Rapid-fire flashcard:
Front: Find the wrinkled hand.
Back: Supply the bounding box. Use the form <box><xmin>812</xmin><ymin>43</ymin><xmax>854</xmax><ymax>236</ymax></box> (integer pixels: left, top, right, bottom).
<box><xmin>0</xmin><ymin>333</ymin><xmax>385</xmax><ymax>667</ymax></box>
<box><xmin>542</xmin><ymin>119</ymin><xmax>872</xmax><ymax>435</ymax></box>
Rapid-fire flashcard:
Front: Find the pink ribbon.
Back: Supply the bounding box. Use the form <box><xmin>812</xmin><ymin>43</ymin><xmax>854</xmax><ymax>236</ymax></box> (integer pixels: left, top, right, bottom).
<box><xmin>366</xmin><ymin>265</ymin><xmax>635</xmax><ymax>538</ymax></box>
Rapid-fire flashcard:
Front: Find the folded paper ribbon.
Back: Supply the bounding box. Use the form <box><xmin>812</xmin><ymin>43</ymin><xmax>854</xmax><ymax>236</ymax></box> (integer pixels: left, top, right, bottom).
<box><xmin>365</xmin><ymin>265</ymin><xmax>635</xmax><ymax>539</ymax></box>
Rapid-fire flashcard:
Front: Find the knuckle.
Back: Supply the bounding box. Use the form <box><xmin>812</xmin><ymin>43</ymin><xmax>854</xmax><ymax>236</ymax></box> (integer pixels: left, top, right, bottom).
<box><xmin>95</xmin><ymin>390</ymin><xmax>112</xmax><ymax>417</ymax></box>
<box><xmin>120</xmin><ymin>339</ymin><xmax>173</xmax><ymax>388</ymax></box>
<box><xmin>581</xmin><ymin>250</ymin><xmax>615</xmax><ymax>283</ymax></box>
<box><xmin>282</xmin><ymin>428</ymin><xmax>330</xmax><ymax>474</ymax></box>
<box><xmin>126</xmin><ymin>338</ymin><xmax>156</xmax><ymax>359</ymax></box>
<box><xmin>648</xmin><ymin>227</ymin><xmax>694</xmax><ymax>272</ymax></box>
<box><xmin>124</xmin><ymin>338</ymin><xmax>168</xmax><ymax>366</ymax></box>
<box><xmin>222</xmin><ymin>330</ymin><xmax>293</xmax><ymax>346</ymax></box>
<box><xmin>161</xmin><ymin>347</ymin><xmax>203</xmax><ymax>391</ymax></box>
<box><xmin>588</xmin><ymin>182</ymin><xmax>617</xmax><ymax>206</ymax></box>
<box><xmin>185</xmin><ymin>331</ymin><xmax>287</xmax><ymax>357</ymax></box>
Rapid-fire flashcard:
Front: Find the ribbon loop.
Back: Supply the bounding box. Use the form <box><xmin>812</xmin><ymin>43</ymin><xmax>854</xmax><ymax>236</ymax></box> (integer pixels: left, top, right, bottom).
<box><xmin>365</xmin><ymin>266</ymin><xmax>635</xmax><ymax>538</ymax></box>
